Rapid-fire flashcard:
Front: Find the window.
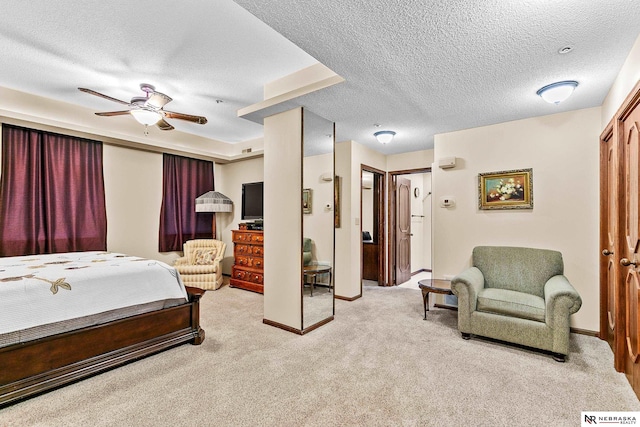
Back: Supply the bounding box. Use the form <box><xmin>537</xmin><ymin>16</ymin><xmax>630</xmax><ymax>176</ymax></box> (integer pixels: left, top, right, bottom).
<box><xmin>0</xmin><ymin>124</ymin><xmax>107</xmax><ymax>256</ymax></box>
<box><xmin>159</xmin><ymin>153</ymin><xmax>214</xmax><ymax>252</ymax></box>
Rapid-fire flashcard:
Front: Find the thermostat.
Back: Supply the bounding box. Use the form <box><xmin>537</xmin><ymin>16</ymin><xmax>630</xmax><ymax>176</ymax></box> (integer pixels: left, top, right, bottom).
<box><xmin>440</xmin><ymin>197</ymin><xmax>455</xmax><ymax>208</ymax></box>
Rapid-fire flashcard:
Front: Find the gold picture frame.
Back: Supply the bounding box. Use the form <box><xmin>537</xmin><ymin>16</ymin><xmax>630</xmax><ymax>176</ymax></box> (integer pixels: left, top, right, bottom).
<box><xmin>302</xmin><ymin>188</ymin><xmax>312</xmax><ymax>214</ymax></box>
<box><xmin>478</xmin><ymin>168</ymin><xmax>533</xmax><ymax>210</ymax></box>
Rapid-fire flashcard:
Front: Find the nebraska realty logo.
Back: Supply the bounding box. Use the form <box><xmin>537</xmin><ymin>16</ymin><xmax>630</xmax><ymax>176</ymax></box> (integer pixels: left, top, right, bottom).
<box><xmin>582</xmin><ymin>412</ymin><xmax>639</xmax><ymax>425</ymax></box>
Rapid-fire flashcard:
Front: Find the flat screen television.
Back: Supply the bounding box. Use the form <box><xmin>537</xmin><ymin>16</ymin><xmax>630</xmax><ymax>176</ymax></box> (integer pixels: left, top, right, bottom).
<box><xmin>241</xmin><ymin>181</ymin><xmax>264</xmax><ymax>220</ymax></box>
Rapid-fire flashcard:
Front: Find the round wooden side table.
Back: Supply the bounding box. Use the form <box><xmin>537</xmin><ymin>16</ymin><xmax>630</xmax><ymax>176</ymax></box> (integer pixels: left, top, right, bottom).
<box><xmin>418</xmin><ymin>279</ymin><xmax>453</xmax><ymax>320</ymax></box>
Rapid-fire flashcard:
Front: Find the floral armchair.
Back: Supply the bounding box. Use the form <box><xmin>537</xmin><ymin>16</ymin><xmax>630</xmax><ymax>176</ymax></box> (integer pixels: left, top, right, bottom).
<box><xmin>174</xmin><ymin>239</ymin><xmax>226</xmax><ymax>290</ymax></box>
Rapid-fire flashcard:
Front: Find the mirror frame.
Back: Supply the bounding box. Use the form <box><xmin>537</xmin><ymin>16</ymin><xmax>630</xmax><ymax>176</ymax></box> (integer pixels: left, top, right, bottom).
<box><xmin>301</xmin><ymin>109</ymin><xmax>335</xmax><ymax>332</ymax></box>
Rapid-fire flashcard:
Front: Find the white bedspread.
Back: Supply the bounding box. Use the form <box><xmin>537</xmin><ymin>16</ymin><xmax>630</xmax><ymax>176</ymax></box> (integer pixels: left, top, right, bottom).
<box><xmin>0</xmin><ymin>252</ymin><xmax>188</xmax><ymax>335</ymax></box>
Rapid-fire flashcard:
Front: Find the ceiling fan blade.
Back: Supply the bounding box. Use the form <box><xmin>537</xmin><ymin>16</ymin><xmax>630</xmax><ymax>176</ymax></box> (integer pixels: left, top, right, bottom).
<box><xmin>156</xmin><ymin>118</ymin><xmax>175</xmax><ymax>131</ymax></box>
<box><xmin>145</xmin><ymin>91</ymin><xmax>172</xmax><ymax>108</ymax></box>
<box><xmin>95</xmin><ymin>110</ymin><xmax>131</xmax><ymax>117</ymax></box>
<box><xmin>163</xmin><ymin>111</ymin><xmax>208</xmax><ymax>125</ymax></box>
<box><xmin>78</xmin><ymin>88</ymin><xmax>130</xmax><ymax>106</ymax></box>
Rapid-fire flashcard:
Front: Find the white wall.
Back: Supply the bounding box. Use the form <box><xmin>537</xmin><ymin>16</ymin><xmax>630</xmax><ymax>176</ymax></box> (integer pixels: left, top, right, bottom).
<box><xmin>333</xmin><ymin>145</ymin><xmax>435</xmax><ymax>296</ymax></box>
<box><xmin>433</xmin><ymin>107</ymin><xmax>601</xmax><ymax>331</ymax></box>
<box><xmin>263</xmin><ymin>108</ymin><xmax>302</xmax><ymax>329</ymax></box>
<box><xmin>216</xmin><ymin>157</ymin><xmax>265</xmax><ymax>275</ymax></box>
<box><xmin>334</xmin><ymin>141</ymin><xmax>352</xmax><ymax>297</ymax></box>
<box><xmin>334</xmin><ymin>140</ymin><xmax>386</xmax><ymax>298</ymax></box>
<box><xmin>423</xmin><ymin>172</ymin><xmax>433</xmax><ymax>270</ymax></box>
<box><xmin>387</xmin><ymin>150</ymin><xmax>435</xmax><ymax>171</ymax></box>
<box><xmin>103</xmin><ymin>145</ymin><xmax>181</xmax><ymax>264</ymax></box>
<box><xmin>303</xmin><ymin>152</ymin><xmax>334</xmax><ymax>265</ymax></box>
<box><xmin>602</xmin><ymin>33</ymin><xmax>640</xmax><ymax>125</ymax></box>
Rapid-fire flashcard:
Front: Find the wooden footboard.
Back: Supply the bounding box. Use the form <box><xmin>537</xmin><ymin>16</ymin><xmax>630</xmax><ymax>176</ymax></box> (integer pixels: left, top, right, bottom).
<box><xmin>0</xmin><ymin>287</ymin><xmax>205</xmax><ymax>407</ymax></box>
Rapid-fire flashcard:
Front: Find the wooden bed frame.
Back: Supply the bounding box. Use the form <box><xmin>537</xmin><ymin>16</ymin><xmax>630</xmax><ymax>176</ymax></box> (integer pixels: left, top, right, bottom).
<box><xmin>0</xmin><ymin>286</ymin><xmax>205</xmax><ymax>407</ymax></box>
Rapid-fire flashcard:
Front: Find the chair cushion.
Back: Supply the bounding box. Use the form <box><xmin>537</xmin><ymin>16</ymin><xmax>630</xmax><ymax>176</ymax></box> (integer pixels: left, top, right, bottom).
<box><xmin>192</xmin><ymin>248</ymin><xmax>218</xmax><ymax>265</ymax></box>
<box><xmin>477</xmin><ymin>288</ymin><xmax>545</xmax><ymax>322</ymax></box>
<box><xmin>472</xmin><ymin>246</ymin><xmax>563</xmax><ymax>298</ymax></box>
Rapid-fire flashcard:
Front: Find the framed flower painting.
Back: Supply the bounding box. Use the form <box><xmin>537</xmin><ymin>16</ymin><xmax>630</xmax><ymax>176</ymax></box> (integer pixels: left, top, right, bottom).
<box><xmin>478</xmin><ymin>168</ymin><xmax>533</xmax><ymax>210</ymax></box>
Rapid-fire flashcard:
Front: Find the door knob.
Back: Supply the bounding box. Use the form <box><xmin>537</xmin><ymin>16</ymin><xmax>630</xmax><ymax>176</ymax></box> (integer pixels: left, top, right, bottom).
<box><xmin>602</xmin><ymin>249</ymin><xmax>614</xmax><ymax>256</ymax></box>
<box><xmin>620</xmin><ymin>258</ymin><xmax>638</xmax><ymax>267</ymax></box>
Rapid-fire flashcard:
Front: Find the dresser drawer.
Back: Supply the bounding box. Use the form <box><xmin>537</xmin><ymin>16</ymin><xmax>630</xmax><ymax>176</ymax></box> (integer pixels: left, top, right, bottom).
<box><xmin>232</xmin><ymin>231</ymin><xmax>264</xmax><ymax>244</ymax></box>
<box><xmin>234</xmin><ymin>244</ymin><xmax>264</xmax><ymax>257</ymax></box>
<box><xmin>232</xmin><ymin>267</ymin><xmax>263</xmax><ymax>284</ymax></box>
<box><xmin>235</xmin><ymin>255</ymin><xmax>263</xmax><ymax>269</ymax></box>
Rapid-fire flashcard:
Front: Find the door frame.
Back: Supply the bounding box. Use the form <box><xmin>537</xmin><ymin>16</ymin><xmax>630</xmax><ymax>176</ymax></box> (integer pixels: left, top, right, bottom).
<box><xmin>600</xmin><ymin>118</ymin><xmax>625</xmax><ymax>372</ymax></box>
<box><xmin>360</xmin><ymin>165</ymin><xmax>386</xmax><ymax>289</ymax></box>
<box><xmin>599</xmin><ymin>79</ymin><xmax>640</xmax><ymax>378</ymax></box>
<box><xmin>388</xmin><ymin>167</ymin><xmax>432</xmax><ymax>286</ymax></box>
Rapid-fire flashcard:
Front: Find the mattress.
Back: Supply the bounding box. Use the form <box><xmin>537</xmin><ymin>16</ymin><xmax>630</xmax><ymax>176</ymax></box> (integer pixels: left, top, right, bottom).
<box><xmin>0</xmin><ymin>251</ymin><xmax>188</xmax><ymax>347</ymax></box>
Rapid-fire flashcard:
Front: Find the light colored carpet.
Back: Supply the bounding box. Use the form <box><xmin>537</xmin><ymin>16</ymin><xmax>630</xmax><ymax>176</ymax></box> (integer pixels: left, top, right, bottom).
<box><xmin>1</xmin><ymin>284</ymin><xmax>638</xmax><ymax>426</ymax></box>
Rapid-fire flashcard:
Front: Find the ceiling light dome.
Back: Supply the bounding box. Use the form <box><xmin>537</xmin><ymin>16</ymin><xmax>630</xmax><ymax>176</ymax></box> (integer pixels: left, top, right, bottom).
<box><xmin>374</xmin><ymin>130</ymin><xmax>396</xmax><ymax>144</ymax></box>
<box><xmin>131</xmin><ymin>109</ymin><xmax>162</xmax><ymax>126</ymax></box>
<box><xmin>536</xmin><ymin>81</ymin><xmax>579</xmax><ymax>105</ymax></box>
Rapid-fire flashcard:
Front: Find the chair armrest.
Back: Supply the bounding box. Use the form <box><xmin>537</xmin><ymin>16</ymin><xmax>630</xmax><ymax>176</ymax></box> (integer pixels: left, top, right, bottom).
<box><xmin>544</xmin><ymin>275</ymin><xmax>582</xmax><ymax>326</ymax></box>
<box><xmin>451</xmin><ymin>267</ymin><xmax>485</xmax><ymax>309</ymax></box>
<box><xmin>174</xmin><ymin>256</ymin><xmax>188</xmax><ymax>266</ymax></box>
<box><xmin>451</xmin><ymin>267</ymin><xmax>484</xmax><ymax>333</ymax></box>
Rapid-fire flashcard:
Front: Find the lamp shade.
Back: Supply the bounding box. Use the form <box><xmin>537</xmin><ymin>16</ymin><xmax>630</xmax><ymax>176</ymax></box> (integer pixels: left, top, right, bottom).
<box><xmin>536</xmin><ymin>81</ymin><xmax>578</xmax><ymax>105</ymax></box>
<box><xmin>374</xmin><ymin>130</ymin><xmax>396</xmax><ymax>144</ymax></box>
<box><xmin>195</xmin><ymin>191</ymin><xmax>233</xmax><ymax>213</ymax></box>
<box><xmin>131</xmin><ymin>109</ymin><xmax>162</xmax><ymax>125</ymax></box>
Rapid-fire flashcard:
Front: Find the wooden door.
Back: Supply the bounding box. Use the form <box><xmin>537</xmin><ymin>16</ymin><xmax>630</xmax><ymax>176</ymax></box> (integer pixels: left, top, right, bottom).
<box><xmin>621</xmin><ymin>99</ymin><xmax>640</xmax><ymax>396</ymax></box>
<box><xmin>600</xmin><ymin>124</ymin><xmax>618</xmax><ymax>354</ymax></box>
<box><xmin>395</xmin><ymin>176</ymin><xmax>411</xmax><ymax>285</ymax></box>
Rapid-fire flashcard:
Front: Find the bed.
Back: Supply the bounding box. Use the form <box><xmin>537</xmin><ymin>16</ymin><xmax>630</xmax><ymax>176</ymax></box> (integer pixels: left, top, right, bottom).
<box><xmin>0</xmin><ymin>252</ymin><xmax>205</xmax><ymax>406</ymax></box>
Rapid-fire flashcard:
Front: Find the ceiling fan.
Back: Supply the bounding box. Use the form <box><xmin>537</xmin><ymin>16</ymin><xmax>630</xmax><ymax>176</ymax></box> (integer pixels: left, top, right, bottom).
<box><xmin>78</xmin><ymin>83</ymin><xmax>208</xmax><ymax>131</ymax></box>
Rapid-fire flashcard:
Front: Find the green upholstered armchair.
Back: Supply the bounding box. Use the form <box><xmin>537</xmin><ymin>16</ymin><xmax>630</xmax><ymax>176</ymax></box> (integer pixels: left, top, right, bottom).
<box><xmin>303</xmin><ymin>238</ymin><xmax>313</xmax><ymax>266</ymax></box>
<box><xmin>451</xmin><ymin>246</ymin><xmax>582</xmax><ymax>362</ymax></box>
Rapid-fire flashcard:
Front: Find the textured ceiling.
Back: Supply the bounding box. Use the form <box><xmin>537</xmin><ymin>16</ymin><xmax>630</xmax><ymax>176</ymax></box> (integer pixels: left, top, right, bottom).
<box><xmin>236</xmin><ymin>0</ymin><xmax>640</xmax><ymax>154</ymax></box>
<box><xmin>0</xmin><ymin>1</ymin><xmax>639</xmax><ymax>156</ymax></box>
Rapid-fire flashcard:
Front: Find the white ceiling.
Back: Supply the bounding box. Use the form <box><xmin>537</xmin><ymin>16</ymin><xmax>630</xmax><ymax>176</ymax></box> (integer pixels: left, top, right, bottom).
<box><xmin>0</xmin><ymin>0</ymin><xmax>316</xmax><ymax>144</ymax></box>
<box><xmin>1</xmin><ymin>0</ymin><xmax>639</xmax><ymax>156</ymax></box>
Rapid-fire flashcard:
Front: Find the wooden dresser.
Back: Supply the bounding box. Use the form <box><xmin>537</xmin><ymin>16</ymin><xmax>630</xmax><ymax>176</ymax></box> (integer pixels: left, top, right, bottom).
<box><xmin>230</xmin><ymin>229</ymin><xmax>264</xmax><ymax>294</ymax></box>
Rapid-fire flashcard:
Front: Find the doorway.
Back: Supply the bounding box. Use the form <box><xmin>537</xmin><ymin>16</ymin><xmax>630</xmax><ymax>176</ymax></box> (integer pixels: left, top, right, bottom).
<box><xmin>361</xmin><ymin>165</ymin><xmax>385</xmax><ymax>287</ymax></box>
<box><xmin>388</xmin><ymin>168</ymin><xmax>432</xmax><ymax>286</ymax></box>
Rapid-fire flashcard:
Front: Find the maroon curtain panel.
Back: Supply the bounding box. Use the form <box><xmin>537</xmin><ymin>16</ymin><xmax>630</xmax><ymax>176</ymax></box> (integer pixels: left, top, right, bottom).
<box><xmin>159</xmin><ymin>153</ymin><xmax>213</xmax><ymax>252</ymax></box>
<box><xmin>0</xmin><ymin>125</ymin><xmax>107</xmax><ymax>256</ymax></box>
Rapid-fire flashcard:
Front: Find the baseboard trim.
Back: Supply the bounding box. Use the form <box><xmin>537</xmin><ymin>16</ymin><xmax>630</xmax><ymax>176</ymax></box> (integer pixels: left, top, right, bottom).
<box><xmin>262</xmin><ymin>317</ymin><xmax>335</xmax><ymax>335</ymax></box>
<box><xmin>263</xmin><ymin>319</ymin><xmax>302</xmax><ymax>335</ymax></box>
<box><xmin>570</xmin><ymin>327</ymin><xmax>598</xmax><ymax>337</ymax></box>
<box><xmin>411</xmin><ymin>268</ymin><xmax>432</xmax><ymax>276</ymax></box>
<box><xmin>302</xmin><ymin>316</ymin><xmax>334</xmax><ymax>334</ymax></box>
<box><xmin>335</xmin><ymin>294</ymin><xmax>362</xmax><ymax>301</ymax></box>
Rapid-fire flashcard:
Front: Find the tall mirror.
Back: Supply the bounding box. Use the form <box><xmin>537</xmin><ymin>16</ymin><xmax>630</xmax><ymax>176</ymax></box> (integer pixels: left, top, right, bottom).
<box><xmin>302</xmin><ymin>109</ymin><xmax>335</xmax><ymax>329</ymax></box>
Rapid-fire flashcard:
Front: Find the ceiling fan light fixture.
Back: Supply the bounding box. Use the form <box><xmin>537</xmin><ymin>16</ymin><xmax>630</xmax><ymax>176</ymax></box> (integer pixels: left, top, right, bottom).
<box><xmin>536</xmin><ymin>80</ymin><xmax>578</xmax><ymax>105</ymax></box>
<box><xmin>374</xmin><ymin>130</ymin><xmax>396</xmax><ymax>144</ymax></box>
<box><xmin>130</xmin><ymin>109</ymin><xmax>162</xmax><ymax>126</ymax></box>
